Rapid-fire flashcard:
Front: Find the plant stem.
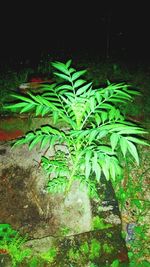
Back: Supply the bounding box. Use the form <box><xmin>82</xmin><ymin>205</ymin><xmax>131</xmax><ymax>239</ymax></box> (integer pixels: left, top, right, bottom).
<box><xmin>65</xmin><ymin>147</ymin><xmax>81</xmax><ymax>196</ymax></box>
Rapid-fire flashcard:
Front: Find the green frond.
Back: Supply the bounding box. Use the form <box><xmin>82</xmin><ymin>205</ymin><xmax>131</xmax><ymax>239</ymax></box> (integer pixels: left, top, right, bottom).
<box><xmin>6</xmin><ymin>59</ymin><xmax>149</xmax><ymax>197</ymax></box>
<box><xmin>119</xmin><ymin>136</ymin><xmax>128</xmax><ymax>157</ymax></box>
<box><xmin>53</xmin><ymin>72</ymin><xmax>71</xmax><ymax>82</ymax></box>
<box><xmin>127</xmin><ymin>140</ymin><xmax>139</xmax><ymax>165</ymax></box>
<box><xmin>110</xmin><ymin>133</ymin><xmax>120</xmax><ymax>151</ymax></box>
<box><xmin>75</xmin><ymin>82</ymin><xmax>92</xmax><ymax>96</ymax></box>
<box><xmin>71</xmin><ymin>70</ymin><xmax>87</xmax><ymax>81</ymax></box>
<box><xmin>73</xmin><ymin>79</ymin><xmax>86</xmax><ymax>89</ymax></box>
<box><xmin>47</xmin><ymin>176</ymin><xmax>68</xmax><ymax>193</ymax></box>
<box><xmin>51</xmin><ymin>61</ymin><xmax>70</xmax><ymax>75</ymax></box>
<box><xmin>65</xmin><ymin>59</ymin><xmax>72</xmax><ymax>68</ymax></box>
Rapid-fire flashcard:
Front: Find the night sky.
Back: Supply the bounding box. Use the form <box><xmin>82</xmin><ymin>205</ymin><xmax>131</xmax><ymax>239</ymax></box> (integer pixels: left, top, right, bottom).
<box><xmin>0</xmin><ymin>2</ymin><xmax>150</xmax><ymax>65</ymax></box>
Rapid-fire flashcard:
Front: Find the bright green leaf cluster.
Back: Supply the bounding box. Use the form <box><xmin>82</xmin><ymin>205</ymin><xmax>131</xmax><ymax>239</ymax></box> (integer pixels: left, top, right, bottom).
<box><xmin>5</xmin><ymin>59</ymin><xmax>149</xmax><ymax>197</ymax></box>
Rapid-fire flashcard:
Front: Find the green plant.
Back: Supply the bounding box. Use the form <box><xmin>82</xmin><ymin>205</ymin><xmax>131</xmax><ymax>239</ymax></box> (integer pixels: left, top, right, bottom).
<box><xmin>59</xmin><ymin>225</ymin><xmax>71</xmax><ymax>236</ymax></box>
<box><xmin>106</xmin><ymin>232</ymin><xmax>113</xmax><ymax>238</ymax></box>
<box><xmin>68</xmin><ymin>247</ymin><xmax>80</xmax><ymax>262</ymax></box>
<box><xmin>110</xmin><ymin>259</ymin><xmax>120</xmax><ymax>267</ymax></box>
<box><xmin>89</xmin><ymin>263</ymin><xmax>98</xmax><ymax>267</ymax></box>
<box><xmin>40</xmin><ymin>247</ymin><xmax>57</xmax><ymax>263</ymax></box>
<box><xmin>92</xmin><ymin>215</ymin><xmax>112</xmax><ymax>230</ymax></box>
<box><xmin>80</xmin><ymin>241</ymin><xmax>89</xmax><ymax>254</ymax></box>
<box><xmin>127</xmin><ymin>224</ymin><xmax>150</xmax><ymax>266</ymax></box>
<box><xmin>0</xmin><ymin>224</ymin><xmax>17</xmax><ymax>242</ymax></box>
<box><xmin>89</xmin><ymin>239</ymin><xmax>101</xmax><ymax>260</ymax></box>
<box><xmin>29</xmin><ymin>256</ymin><xmax>39</xmax><ymax>267</ymax></box>
<box><xmin>0</xmin><ymin>224</ymin><xmax>31</xmax><ymax>267</ymax></box>
<box><xmin>112</xmin><ymin>146</ymin><xmax>150</xmax><ymax>265</ymax></box>
<box><xmin>103</xmin><ymin>243</ymin><xmax>113</xmax><ymax>254</ymax></box>
<box><xmin>5</xmin><ymin>59</ymin><xmax>149</xmax><ymax>198</ymax></box>
<box><xmin>68</xmin><ymin>239</ymin><xmax>101</xmax><ymax>265</ymax></box>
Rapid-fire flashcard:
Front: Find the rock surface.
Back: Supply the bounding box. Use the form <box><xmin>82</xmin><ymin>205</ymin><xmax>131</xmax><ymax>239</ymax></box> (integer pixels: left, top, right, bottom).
<box><xmin>0</xmin><ymin>140</ymin><xmax>129</xmax><ymax>266</ymax></box>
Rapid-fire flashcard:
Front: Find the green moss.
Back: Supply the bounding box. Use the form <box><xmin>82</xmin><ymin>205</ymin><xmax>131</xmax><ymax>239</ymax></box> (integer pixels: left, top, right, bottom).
<box><xmin>92</xmin><ymin>216</ymin><xmax>112</xmax><ymax>230</ymax></box>
<box><xmin>89</xmin><ymin>239</ymin><xmax>101</xmax><ymax>260</ymax></box>
<box><xmin>68</xmin><ymin>247</ymin><xmax>80</xmax><ymax>261</ymax></box>
<box><xmin>103</xmin><ymin>243</ymin><xmax>113</xmax><ymax>254</ymax></box>
<box><xmin>80</xmin><ymin>241</ymin><xmax>89</xmax><ymax>254</ymax></box>
<box><xmin>0</xmin><ymin>224</ymin><xmax>17</xmax><ymax>241</ymax></box>
<box><xmin>106</xmin><ymin>232</ymin><xmax>113</xmax><ymax>238</ymax></box>
<box><xmin>59</xmin><ymin>226</ymin><xmax>71</xmax><ymax>236</ymax></box>
<box><xmin>68</xmin><ymin>239</ymin><xmax>102</xmax><ymax>264</ymax></box>
<box><xmin>40</xmin><ymin>247</ymin><xmax>57</xmax><ymax>263</ymax></box>
<box><xmin>0</xmin><ymin>224</ymin><xmax>31</xmax><ymax>267</ymax></box>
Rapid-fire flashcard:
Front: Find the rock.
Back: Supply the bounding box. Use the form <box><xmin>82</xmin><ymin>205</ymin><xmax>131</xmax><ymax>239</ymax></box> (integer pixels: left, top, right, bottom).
<box><xmin>0</xmin><ymin>141</ymin><xmax>128</xmax><ymax>266</ymax></box>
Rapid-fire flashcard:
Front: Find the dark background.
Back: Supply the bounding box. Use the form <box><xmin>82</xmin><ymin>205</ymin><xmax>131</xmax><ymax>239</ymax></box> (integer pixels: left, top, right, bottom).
<box><xmin>0</xmin><ymin>2</ymin><xmax>150</xmax><ymax>66</ymax></box>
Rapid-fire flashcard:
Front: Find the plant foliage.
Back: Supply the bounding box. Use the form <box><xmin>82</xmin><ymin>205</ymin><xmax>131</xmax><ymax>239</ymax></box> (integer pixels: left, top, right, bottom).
<box><xmin>5</xmin><ymin>60</ymin><xmax>149</xmax><ymax>197</ymax></box>
<box><xmin>0</xmin><ymin>224</ymin><xmax>31</xmax><ymax>266</ymax></box>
